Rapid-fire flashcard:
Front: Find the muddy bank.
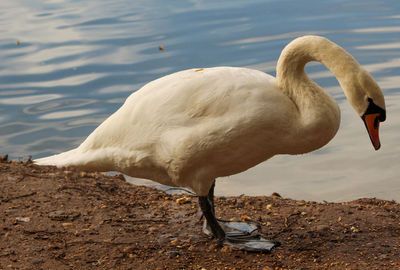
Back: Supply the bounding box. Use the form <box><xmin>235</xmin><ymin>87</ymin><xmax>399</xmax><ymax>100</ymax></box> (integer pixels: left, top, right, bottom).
<box><xmin>0</xmin><ymin>159</ymin><xmax>399</xmax><ymax>269</ymax></box>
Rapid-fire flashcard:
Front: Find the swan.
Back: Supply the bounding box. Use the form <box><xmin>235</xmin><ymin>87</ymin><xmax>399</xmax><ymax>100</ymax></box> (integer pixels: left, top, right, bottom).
<box><xmin>35</xmin><ymin>35</ymin><xmax>386</xmax><ymax>251</ymax></box>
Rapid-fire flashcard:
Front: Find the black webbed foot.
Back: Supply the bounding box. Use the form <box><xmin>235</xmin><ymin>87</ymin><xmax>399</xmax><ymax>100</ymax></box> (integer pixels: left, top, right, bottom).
<box><xmin>199</xmin><ymin>182</ymin><xmax>279</xmax><ymax>253</ymax></box>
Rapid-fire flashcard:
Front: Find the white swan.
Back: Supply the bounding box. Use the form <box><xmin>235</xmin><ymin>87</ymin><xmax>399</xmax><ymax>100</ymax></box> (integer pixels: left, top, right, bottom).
<box><xmin>35</xmin><ymin>35</ymin><xmax>386</xmax><ymax>251</ymax></box>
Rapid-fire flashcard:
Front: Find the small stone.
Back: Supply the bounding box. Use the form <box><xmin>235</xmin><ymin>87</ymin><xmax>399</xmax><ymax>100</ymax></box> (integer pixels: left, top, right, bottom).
<box><xmin>379</xmin><ymin>254</ymin><xmax>388</xmax><ymax>260</ymax></box>
<box><xmin>123</xmin><ymin>247</ymin><xmax>133</xmax><ymax>253</ymax></box>
<box><xmin>30</xmin><ymin>258</ymin><xmax>44</xmax><ymax>264</ymax></box>
<box><xmin>266</xmin><ymin>204</ymin><xmax>272</xmax><ymax>210</ymax></box>
<box><xmin>15</xmin><ymin>217</ymin><xmax>30</xmax><ymax>223</ymax></box>
<box><xmin>271</xmin><ymin>192</ymin><xmax>281</xmax><ymax>198</ymax></box>
<box><xmin>49</xmin><ymin>210</ymin><xmax>66</xmax><ymax>219</ymax></box>
<box><xmin>350</xmin><ymin>226</ymin><xmax>359</xmax><ymax>233</ymax></box>
<box><xmin>188</xmin><ymin>245</ymin><xmax>197</xmax><ymax>252</ymax></box>
<box><xmin>7</xmin><ymin>176</ymin><xmax>17</xmax><ymax>182</ymax></box>
<box><xmin>241</xmin><ymin>215</ymin><xmax>250</xmax><ymax>221</ymax></box>
<box><xmin>316</xmin><ymin>224</ymin><xmax>330</xmax><ymax>232</ymax></box>
<box><xmin>0</xmin><ymin>154</ymin><xmax>9</xmax><ymax>162</ymax></box>
<box><xmin>170</xmin><ymin>239</ymin><xmax>179</xmax><ymax>245</ymax></box>
<box><xmin>221</xmin><ymin>246</ymin><xmax>232</xmax><ymax>253</ymax></box>
<box><xmin>176</xmin><ymin>196</ymin><xmax>191</xmax><ymax>204</ymax></box>
<box><xmin>64</xmin><ymin>170</ymin><xmax>73</xmax><ymax>176</ymax></box>
<box><xmin>166</xmin><ymin>250</ymin><xmax>181</xmax><ymax>257</ymax></box>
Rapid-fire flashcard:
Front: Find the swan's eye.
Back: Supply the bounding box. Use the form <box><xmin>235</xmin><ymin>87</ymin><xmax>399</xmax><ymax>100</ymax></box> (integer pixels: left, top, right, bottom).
<box><xmin>364</xmin><ymin>97</ymin><xmax>386</xmax><ymax>122</ymax></box>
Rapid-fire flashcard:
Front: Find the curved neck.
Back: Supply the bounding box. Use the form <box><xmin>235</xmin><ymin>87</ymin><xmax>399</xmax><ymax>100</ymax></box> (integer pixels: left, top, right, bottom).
<box><xmin>276</xmin><ymin>36</ymin><xmax>360</xmax><ymax>102</ymax></box>
<box><xmin>275</xmin><ymin>36</ymin><xmax>359</xmax><ymax>153</ymax></box>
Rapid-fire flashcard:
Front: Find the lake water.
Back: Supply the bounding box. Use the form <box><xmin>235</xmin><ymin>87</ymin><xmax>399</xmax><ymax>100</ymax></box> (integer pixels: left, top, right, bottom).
<box><xmin>1</xmin><ymin>0</ymin><xmax>399</xmax><ymax>202</ymax></box>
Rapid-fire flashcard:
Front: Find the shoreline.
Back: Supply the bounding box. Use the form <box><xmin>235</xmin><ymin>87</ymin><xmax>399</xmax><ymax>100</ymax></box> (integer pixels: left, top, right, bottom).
<box><xmin>1</xmin><ymin>159</ymin><xmax>399</xmax><ymax>269</ymax></box>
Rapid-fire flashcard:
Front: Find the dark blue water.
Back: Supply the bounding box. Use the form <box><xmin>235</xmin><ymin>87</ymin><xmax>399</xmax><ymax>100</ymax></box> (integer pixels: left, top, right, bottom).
<box><xmin>1</xmin><ymin>0</ymin><xmax>399</xmax><ymax>201</ymax></box>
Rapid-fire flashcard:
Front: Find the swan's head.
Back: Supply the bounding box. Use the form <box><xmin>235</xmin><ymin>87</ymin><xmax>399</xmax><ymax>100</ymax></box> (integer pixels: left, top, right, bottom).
<box><xmin>348</xmin><ymin>69</ymin><xmax>386</xmax><ymax>150</ymax></box>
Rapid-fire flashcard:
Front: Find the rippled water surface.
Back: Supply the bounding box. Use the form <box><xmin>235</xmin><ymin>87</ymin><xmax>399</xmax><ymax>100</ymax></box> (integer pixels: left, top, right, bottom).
<box><xmin>1</xmin><ymin>0</ymin><xmax>399</xmax><ymax>201</ymax></box>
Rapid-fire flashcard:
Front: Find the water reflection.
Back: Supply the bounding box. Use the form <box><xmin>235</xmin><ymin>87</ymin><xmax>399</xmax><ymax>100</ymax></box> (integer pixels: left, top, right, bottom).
<box><xmin>0</xmin><ymin>0</ymin><xmax>399</xmax><ymax>202</ymax></box>
<box><xmin>357</xmin><ymin>42</ymin><xmax>400</xmax><ymax>50</ymax></box>
<box><xmin>39</xmin><ymin>109</ymin><xmax>99</xmax><ymax>120</ymax></box>
<box><xmin>223</xmin><ymin>30</ymin><xmax>328</xmax><ymax>46</ymax></box>
<box><xmin>24</xmin><ymin>99</ymin><xmax>97</xmax><ymax>114</ymax></box>
<box><xmin>0</xmin><ymin>94</ymin><xmax>62</xmax><ymax>105</ymax></box>
<box><xmin>352</xmin><ymin>26</ymin><xmax>400</xmax><ymax>33</ymax></box>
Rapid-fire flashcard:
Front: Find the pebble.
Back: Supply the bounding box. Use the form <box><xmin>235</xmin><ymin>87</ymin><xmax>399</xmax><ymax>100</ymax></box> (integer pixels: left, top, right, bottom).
<box><xmin>15</xmin><ymin>217</ymin><xmax>30</xmax><ymax>223</ymax></box>
<box><xmin>6</xmin><ymin>176</ymin><xmax>17</xmax><ymax>181</ymax></box>
<box><xmin>316</xmin><ymin>224</ymin><xmax>330</xmax><ymax>232</ymax></box>
<box><xmin>350</xmin><ymin>226</ymin><xmax>359</xmax><ymax>233</ymax></box>
<box><xmin>63</xmin><ymin>170</ymin><xmax>73</xmax><ymax>176</ymax></box>
<box><xmin>188</xmin><ymin>245</ymin><xmax>199</xmax><ymax>252</ymax></box>
<box><xmin>48</xmin><ymin>210</ymin><xmax>66</xmax><ymax>219</ymax></box>
<box><xmin>271</xmin><ymin>192</ymin><xmax>281</xmax><ymax>198</ymax></box>
<box><xmin>241</xmin><ymin>215</ymin><xmax>250</xmax><ymax>221</ymax></box>
<box><xmin>30</xmin><ymin>258</ymin><xmax>44</xmax><ymax>264</ymax></box>
<box><xmin>221</xmin><ymin>246</ymin><xmax>232</xmax><ymax>253</ymax></box>
<box><xmin>166</xmin><ymin>250</ymin><xmax>181</xmax><ymax>257</ymax></box>
<box><xmin>170</xmin><ymin>239</ymin><xmax>179</xmax><ymax>245</ymax></box>
<box><xmin>0</xmin><ymin>154</ymin><xmax>8</xmax><ymax>162</ymax></box>
<box><xmin>379</xmin><ymin>254</ymin><xmax>388</xmax><ymax>260</ymax></box>
<box><xmin>176</xmin><ymin>196</ymin><xmax>191</xmax><ymax>204</ymax></box>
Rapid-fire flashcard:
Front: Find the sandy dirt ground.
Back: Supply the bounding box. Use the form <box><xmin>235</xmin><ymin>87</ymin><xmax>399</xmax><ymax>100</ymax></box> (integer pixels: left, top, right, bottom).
<box><xmin>1</xmin><ymin>157</ymin><xmax>399</xmax><ymax>269</ymax></box>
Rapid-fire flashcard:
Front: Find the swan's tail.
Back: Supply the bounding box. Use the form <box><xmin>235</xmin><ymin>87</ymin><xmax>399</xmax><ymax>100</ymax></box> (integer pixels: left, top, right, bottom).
<box><xmin>34</xmin><ymin>148</ymin><xmax>114</xmax><ymax>172</ymax></box>
<box><xmin>34</xmin><ymin>149</ymin><xmax>80</xmax><ymax>168</ymax></box>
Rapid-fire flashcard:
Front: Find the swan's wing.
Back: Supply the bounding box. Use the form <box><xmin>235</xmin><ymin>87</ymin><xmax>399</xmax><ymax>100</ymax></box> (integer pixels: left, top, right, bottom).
<box><xmin>71</xmin><ymin>67</ymin><xmax>296</xmax><ymax>192</ymax></box>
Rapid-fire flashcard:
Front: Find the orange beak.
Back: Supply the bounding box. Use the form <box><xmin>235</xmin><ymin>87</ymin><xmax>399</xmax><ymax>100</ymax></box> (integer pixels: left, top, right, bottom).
<box><xmin>362</xmin><ymin>113</ymin><xmax>381</xmax><ymax>150</ymax></box>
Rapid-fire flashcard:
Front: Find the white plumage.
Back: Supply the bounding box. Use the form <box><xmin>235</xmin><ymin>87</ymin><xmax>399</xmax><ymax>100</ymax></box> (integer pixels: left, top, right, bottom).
<box><xmin>35</xmin><ymin>35</ymin><xmax>386</xmax><ymax>197</ymax></box>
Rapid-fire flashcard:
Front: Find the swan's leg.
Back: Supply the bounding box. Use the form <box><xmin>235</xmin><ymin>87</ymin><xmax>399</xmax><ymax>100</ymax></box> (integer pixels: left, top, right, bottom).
<box><xmin>205</xmin><ymin>181</ymin><xmax>259</xmax><ymax>236</ymax></box>
<box><xmin>199</xmin><ymin>182</ymin><xmax>280</xmax><ymax>252</ymax></box>
<box><xmin>198</xmin><ymin>195</ymin><xmax>225</xmax><ymax>241</ymax></box>
<box><xmin>207</xmin><ymin>180</ymin><xmax>216</xmax><ymax>213</ymax></box>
